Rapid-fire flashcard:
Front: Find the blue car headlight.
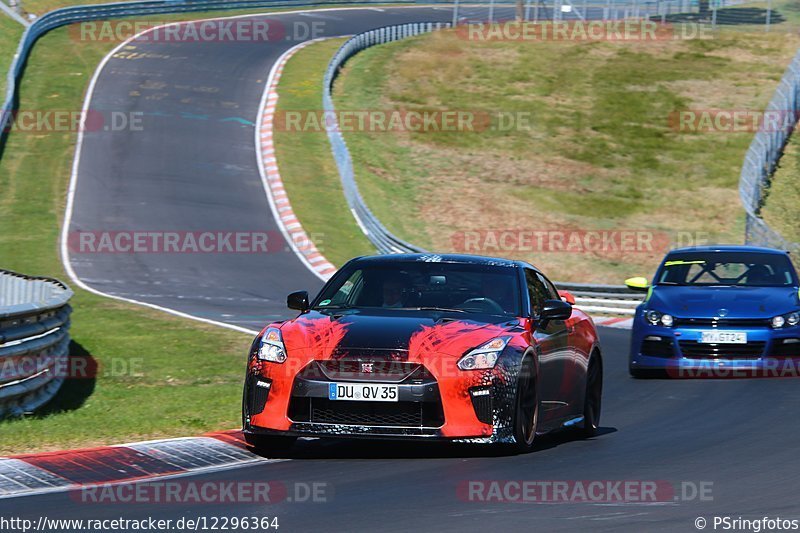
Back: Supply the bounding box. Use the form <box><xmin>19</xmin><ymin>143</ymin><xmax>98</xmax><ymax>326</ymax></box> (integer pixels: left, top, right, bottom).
<box><xmin>645</xmin><ymin>310</ymin><xmax>673</xmax><ymax>327</ymax></box>
<box><xmin>772</xmin><ymin>312</ymin><xmax>800</xmax><ymax>329</ymax></box>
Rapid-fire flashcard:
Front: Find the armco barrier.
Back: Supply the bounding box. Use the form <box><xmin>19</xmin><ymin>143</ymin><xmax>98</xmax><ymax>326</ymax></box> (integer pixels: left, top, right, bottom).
<box><xmin>323</xmin><ymin>22</ymin><xmax>450</xmax><ymax>255</ymax></box>
<box><xmin>0</xmin><ymin>269</ymin><xmax>73</xmax><ymax>418</ymax></box>
<box><xmin>322</xmin><ymin>23</ymin><xmax>644</xmax><ymax>315</ymax></box>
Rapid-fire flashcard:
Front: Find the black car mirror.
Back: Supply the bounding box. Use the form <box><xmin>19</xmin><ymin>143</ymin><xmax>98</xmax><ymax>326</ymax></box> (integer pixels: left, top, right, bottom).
<box><xmin>539</xmin><ymin>299</ymin><xmax>572</xmax><ymax>325</ymax></box>
<box><xmin>287</xmin><ymin>291</ymin><xmax>310</xmax><ymax>312</ymax></box>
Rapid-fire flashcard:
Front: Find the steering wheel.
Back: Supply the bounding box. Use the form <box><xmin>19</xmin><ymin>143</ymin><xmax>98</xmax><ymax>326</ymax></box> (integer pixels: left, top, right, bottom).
<box><xmin>456</xmin><ymin>297</ymin><xmax>506</xmax><ymax>314</ymax></box>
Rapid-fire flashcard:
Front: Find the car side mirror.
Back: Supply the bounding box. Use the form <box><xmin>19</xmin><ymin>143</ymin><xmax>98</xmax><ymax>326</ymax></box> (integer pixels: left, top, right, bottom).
<box><xmin>287</xmin><ymin>291</ymin><xmax>310</xmax><ymax>312</ymax></box>
<box><xmin>540</xmin><ymin>299</ymin><xmax>572</xmax><ymax>324</ymax></box>
<box><xmin>625</xmin><ymin>276</ymin><xmax>650</xmax><ymax>292</ymax></box>
<box><xmin>557</xmin><ymin>290</ymin><xmax>576</xmax><ymax>305</ymax></box>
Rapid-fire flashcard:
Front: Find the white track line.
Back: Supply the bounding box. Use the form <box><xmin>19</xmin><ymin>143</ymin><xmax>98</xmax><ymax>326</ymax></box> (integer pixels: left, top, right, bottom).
<box><xmin>254</xmin><ymin>38</ymin><xmax>340</xmax><ymax>283</ymax></box>
<box><xmin>60</xmin><ymin>7</ymin><xmax>440</xmax><ymax>334</ymax></box>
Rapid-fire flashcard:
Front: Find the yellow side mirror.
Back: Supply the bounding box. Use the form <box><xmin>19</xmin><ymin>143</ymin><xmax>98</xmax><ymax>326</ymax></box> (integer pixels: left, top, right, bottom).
<box><xmin>625</xmin><ymin>276</ymin><xmax>650</xmax><ymax>292</ymax></box>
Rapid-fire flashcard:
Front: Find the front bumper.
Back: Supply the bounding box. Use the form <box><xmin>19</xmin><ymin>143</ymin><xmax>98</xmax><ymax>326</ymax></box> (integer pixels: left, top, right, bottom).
<box><xmin>243</xmin><ymin>357</ymin><xmax>520</xmax><ymax>443</ymax></box>
<box><xmin>630</xmin><ymin>320</ymin><xmax>800</xmax><ymax>376</ymax></box>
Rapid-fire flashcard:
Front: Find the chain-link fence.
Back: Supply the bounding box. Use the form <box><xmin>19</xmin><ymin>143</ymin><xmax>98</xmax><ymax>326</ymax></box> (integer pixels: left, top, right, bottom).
<box><xmin>739</xmin><ymin>47</ymin><xmax>800</xmax><ymax>253</ymax></box>
<box><xmin>451</xmin><ymin>0</ymin><xmax>795</xmax><ymax>32</ymax></box>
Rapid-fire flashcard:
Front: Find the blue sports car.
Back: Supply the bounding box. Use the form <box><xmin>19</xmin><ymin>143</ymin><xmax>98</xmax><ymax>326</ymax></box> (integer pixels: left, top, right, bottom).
<box><xmin>626</xmin><ymin>245</ymin><xmax>800</xmax><ymax>378</ymax></box>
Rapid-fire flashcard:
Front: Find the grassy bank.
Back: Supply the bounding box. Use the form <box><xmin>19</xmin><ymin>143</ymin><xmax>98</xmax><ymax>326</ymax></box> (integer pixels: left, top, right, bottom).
<box><xmin>273</xmin><ymin>38</ymin><xmax>375</xmax><ymax>266</ymax></box>
<box><xmin>329</xmin><ymin>28</ymin><xmax>800</xmax><ymax>282</ymax></box>
<box><xmin>0</xmin><ymin>19</ymin><xmax>263</xmax><ymax>454</ymax></box>
<box><xmin>0</xmin><ymin>15</ymin><xmax>24</xmax><ymax>96</ymax></box>
<box><xmin>762</xmin><ymin>135</ymin><xmax>800</xmax><ymax>243</ymax></box>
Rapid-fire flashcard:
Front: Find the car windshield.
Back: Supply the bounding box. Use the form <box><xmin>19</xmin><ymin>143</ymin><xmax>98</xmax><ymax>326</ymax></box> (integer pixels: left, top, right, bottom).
<box><xmin>655</xmin><ymin>252</ymin><xmax>797</xmax><ymax>287</ymax></box>
<box><xmin>313</xmin><ymin>261</ymin><xmax>522</xmax><ymax>316</ymax></box>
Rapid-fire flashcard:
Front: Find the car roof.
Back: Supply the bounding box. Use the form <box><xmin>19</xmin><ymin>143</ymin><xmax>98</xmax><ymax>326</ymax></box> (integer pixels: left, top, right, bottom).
<box><xmin>350</xmin><ymin>253</ymin><xmax>524</xmax><ymax>269</ymax></box>
<box><xmin>666</xmin><ymin>245</ymin><xmax>790</xmax><ymax>256</ymax></box>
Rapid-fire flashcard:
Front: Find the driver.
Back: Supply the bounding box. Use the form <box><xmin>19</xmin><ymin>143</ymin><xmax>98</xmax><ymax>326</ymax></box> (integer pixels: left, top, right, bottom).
<box><xmin>475</xmin><ymin>275</ymin><xmax>515</xmax><ymax>313</ymax></box>
<box><xmin>381</xmin><ymin>279</ymin><xmax>405</xmax><ymax>308</ymax></box>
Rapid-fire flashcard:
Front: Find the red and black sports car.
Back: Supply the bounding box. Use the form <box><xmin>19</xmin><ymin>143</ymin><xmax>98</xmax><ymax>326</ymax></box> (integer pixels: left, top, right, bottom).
<box><xmin>243</xmin><ymin>254</ymin><xmax>603</xmax><ymax>453</ymax></box>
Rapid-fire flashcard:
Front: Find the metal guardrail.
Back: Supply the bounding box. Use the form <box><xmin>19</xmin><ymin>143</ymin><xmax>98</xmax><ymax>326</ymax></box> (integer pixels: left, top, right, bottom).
<box><xmin>0</xmin><ymin>269</ymin><xmax>73</xmax><ymax>418</ymax></box>
<box><xmin>323</xmin><ymin>22</ymin><xmax>450</xmax><ymax>255</ymax></box>
<box><xmin>322</xmin><ymin>22</ymin><xmax>644</xmax><ymax>314</ymax></box>
<box><xmin>739</xmin><ymin>49</ymin><xmax>800</xmax><ymax>254</ymax></box>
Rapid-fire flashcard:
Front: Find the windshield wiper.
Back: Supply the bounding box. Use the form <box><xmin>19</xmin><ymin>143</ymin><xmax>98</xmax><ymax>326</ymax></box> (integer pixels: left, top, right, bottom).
<box><xmin>401</xmin><ymin>306</ymin><xmax>468</xmax><ymax>313</ymax></box>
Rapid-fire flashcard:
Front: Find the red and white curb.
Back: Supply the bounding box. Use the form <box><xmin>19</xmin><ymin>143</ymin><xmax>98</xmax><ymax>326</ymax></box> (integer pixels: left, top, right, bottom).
<box><xmin>592</xmin><ymin>316</ymin><xmax>633</xmax><ymax>329</ymax></box>
<box><xmin>256</xmin><ymin>39</ymin><xmax>338</xmax><ymax>282</ymax></box>
<box><xmin>0</xmin><ymin>431</ymin><xmax>271</xmax><ymax>499</ymax></box>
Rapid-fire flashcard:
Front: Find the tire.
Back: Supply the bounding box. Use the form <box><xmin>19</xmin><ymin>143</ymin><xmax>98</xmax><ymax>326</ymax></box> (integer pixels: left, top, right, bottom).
<box><xmin>244</xmin><ymin>433</ymin><xmax>297</xmax><ymax>455</ymax></box>
<box><xmin>510</xmin><ymin>356</ymin><xmax>539</xmax><ymax>453</ymax></box>
<box><xmin>581</xmin><ymin>352</ymin><xmax>603</xmax><ymax>438</ymax></box>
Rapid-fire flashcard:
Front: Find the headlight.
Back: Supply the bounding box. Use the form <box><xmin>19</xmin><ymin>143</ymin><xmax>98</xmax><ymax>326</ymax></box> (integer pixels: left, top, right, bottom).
<box><xmin>457</xmin><ymin>337</ymin><xmax>511</xmax><ymax>371</ymax></box>
<box><xmin>257</xmin><ymin>327</ymin><xmax>287</xmax><ymax>363</ymax></box>
<box><xmin>646</xmin><ymin>310</ymin><xmax>673</xmax><ymax>327</ymax></box>
<box><xmin>772</xmin><ymin>312</ymin><xmax>800</xmax><ymax>329</ymax></box>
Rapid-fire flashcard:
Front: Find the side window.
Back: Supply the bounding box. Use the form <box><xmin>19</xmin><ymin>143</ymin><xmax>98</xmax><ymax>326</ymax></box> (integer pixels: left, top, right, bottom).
<box><xmin>325</xmin><ymin>270</ymin><xmax>363</xmax><ymax>306</ymax></box>
<box><xmin>524</xmin><ymin>269</ymin><xmax>548</xmax><ymax>317</ymax></box>
<box><xmin>537</xmin><ymin>272</ymin><xmax>559</xmax><ymax>300</ymax></box>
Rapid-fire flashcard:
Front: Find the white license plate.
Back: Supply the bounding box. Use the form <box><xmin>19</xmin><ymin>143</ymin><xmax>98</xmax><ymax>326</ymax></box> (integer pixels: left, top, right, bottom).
<box><xmin>328</xmin><ymin>383</ymin><xmax>398</xmax><ymax>402</ymax></box>
<box><xmin>700</xmin><ymin>331</ymin><xmax>747</xmax><ymax>344</ymax></box>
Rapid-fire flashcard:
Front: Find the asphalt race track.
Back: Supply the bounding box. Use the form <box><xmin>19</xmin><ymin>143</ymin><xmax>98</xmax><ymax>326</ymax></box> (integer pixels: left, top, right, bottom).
<box><xmin>25</xmin><ymin>6</ymin><xmax>800</xmax><ymax>531</ymax></box>
<box><xmin>64</xmin><ymin>5</ymin><xmax>589</xmax><ymax>331</ymax></box>
<box><xmin>65</xmin><ymin>7</ymin><xmax>470</xmax><ymax>331</ymax></box>
<box><xmin>7</xmin><ymin>328</ymin><xmax>800</xmax><ymax>530</ymax></box>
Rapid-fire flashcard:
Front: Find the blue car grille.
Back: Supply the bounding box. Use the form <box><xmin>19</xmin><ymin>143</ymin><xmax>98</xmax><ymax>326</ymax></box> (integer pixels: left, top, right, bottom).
<box><xmin>770</xmin><ymin>339</ymin><xmax>800</xmax><ymax>357</ymax></box>
<box><xmin>678</xmin><ymin>341</ymin><xmax>766</xmax><ymax>359</ymax></box>
<box><xmin>641</xmin><ymin>337</ymin><xmax>675</xmax><ymax>357</ymax></box>
<box><xmin>673</xmin><ymin>318</ymin><xmax>769</xmax><ymax>328</ymax></box>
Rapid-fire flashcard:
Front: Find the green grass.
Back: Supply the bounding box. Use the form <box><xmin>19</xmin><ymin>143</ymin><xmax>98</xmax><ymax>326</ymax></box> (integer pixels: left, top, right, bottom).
<box><xmin>329</xmin><ymin>28</ymin><xmax>800</xmax><ymax>283</ymax></box>
<box><xmin>0</xmin><ymin>15</ymin><xmax>24</xmax><ymax>96</ymax></box>
<box><xmin>0</xmin><ymin>2</ymin><xmax>414</xmax><ymax>455</ymax></box>
<box><xmin>273</xmin><ymin>38</ymin><xmax>375</xmax><ymax>266</ymax></box>
<box><xmin>0</xmin><ymin>19</ymin><xmax>265</xmax><ymax>455</ymax></box>
<box><xmin>762</xmin><ymin>133</ymin><xmax>800</xmax><ymax>243</ymax></box>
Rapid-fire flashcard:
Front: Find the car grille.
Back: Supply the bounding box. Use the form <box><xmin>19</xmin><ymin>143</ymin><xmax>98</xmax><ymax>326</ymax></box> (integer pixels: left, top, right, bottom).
<box><xmin>299</xmin><ymin>360</ymin><xmax>430</xmax><ymax>383</ymax></box>
<box><xmin>770</xmin><ymin>339</ymin><xmax>800</xmax><ymax>357</ymax></box>
<box><xmin>288</xmin><ymin>398</ymin><xmax>445</xmax><ymax>428</ymax></box>
<box><xmin>246</xmin><ymin>375</ymin><xmax>270</xmax><ymax>415</ymax></box>
<box><xmin>678</xmin><ymin>341</ymin><xmax>766</xmax><ymax>359</ymax></box>
<box><xmin>641</xmin><ymin>337</ymin><xmax>674</xmax><ymax>358</ymax></box>
<box><xmin>470</xmin><ymin>391</ymin><xmax>493</xmax><ymax>425</ymax></box>
<box><xmin>672</xmin><ymin>318</ymin><xmax>769</xmax><ymax>328</ymax></box>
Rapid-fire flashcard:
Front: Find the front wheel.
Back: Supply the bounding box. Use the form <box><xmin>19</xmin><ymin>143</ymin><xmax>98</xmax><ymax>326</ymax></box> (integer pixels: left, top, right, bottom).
<box><xmin>244</xmin><ymin>433</ymin><xmax>297</xmax><ymax>455</ymax></box>
<box><xmin>581</xmin><ymin>353</ymin><xmax>603</xmax><ymax>438</ymax></box>
<box><xmin>510</xmin><ymin>357</ymin><xmax>539</xmax><ymax>453</ymax></box>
